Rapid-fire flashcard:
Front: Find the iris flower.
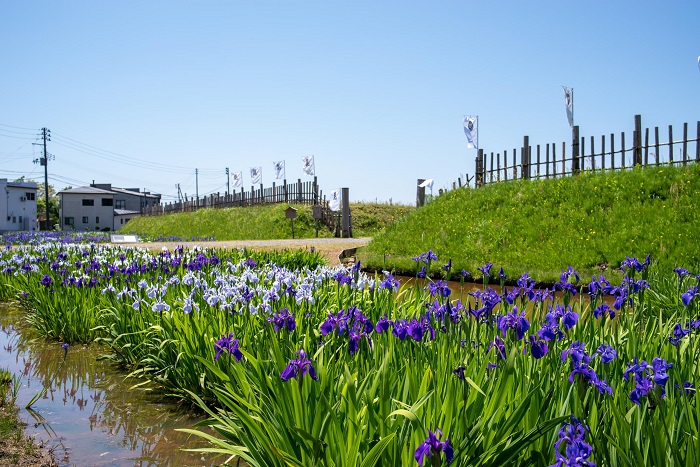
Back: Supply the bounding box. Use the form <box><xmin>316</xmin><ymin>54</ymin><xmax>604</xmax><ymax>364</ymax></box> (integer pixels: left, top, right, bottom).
<box><xmin>414</xmin><ymin>429</ymin><xmax>453</xmax><ymax>466</ymax></box>
<box><xmin>280</xmin><ymin>349</ymin><xmax>318</xmax><ymax>382</ymax></box>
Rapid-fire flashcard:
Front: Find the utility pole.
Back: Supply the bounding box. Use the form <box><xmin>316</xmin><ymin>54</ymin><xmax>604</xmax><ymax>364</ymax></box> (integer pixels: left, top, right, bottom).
<box><xmin>35</xmin><ymin>128</ymin><xmax>52</xmax><ymax>230</ymax></box>
<box><xmin>225</xmin><ymin>167</ymin><xmax>229</xmax><ymax>196</ymax></box>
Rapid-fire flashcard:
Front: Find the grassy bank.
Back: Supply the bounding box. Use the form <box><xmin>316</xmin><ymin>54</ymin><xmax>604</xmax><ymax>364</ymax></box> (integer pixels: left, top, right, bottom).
<box><xmin>118</xmin><ymin>203</ymin><xmax>413</xmax><ymax>240</ymax></box>
<box><xmin>0</xmin><ymin>368</ymin><xmax>56</xmax><ymax>466</ymax></box>
<box><xmin>361</xmin><ymin>164</ymin><xmax>700</xmax><ymax>283</ymax></box>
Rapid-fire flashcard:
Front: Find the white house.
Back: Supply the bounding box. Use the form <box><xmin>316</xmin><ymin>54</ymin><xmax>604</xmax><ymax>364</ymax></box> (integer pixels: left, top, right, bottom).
<box><xmin>58</xmin><ymin>183</ymin><xmax>160</xmax><ymax>231</ymax></box>
<box><xmin>0</xmin><ymin>179</ymin><xmax>38</xmax><ymax>232</ymax></box>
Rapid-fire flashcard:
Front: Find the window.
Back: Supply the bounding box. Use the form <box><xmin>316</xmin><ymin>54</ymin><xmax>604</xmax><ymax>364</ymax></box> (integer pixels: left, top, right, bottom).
<box><xmin>102</xmin><ymin>198</ymin><xmax>113</xmax><ymax>206</ymax></box>
<box><xmin>65</xmin><ymin>217</ymin><xmax>74</xmax><ymax>226</ymax></box>
<box><xmin>82</xmin><ymin>199</ymin><xmax>94</xmax><ymax>206</ymax></box>
<box><xmin>115</xmin><ymin>200</ymin><xmax>126</xmax><ymax>209</ymax></box>
<box><xmin>82</xmin><ymin>216</ymin><xmax>89</xmax><ymax>224</ymax></box>
<box><xmin>25</xmin><ymin>192</ymin><xmax>35</xmax><ymax>201</ymax></box>
<box><xmin>96</xmin><ymin>217</ymin><xmax>100</xmax><ymax>224</ymax></box>
<box><xmin>120</xmin><ymin>218</ymin><xmax>123</xmax><ymax>224</ymax></box>
<box><xmin>12</xmin><ymin>216</ymin><xmax>16</xmax><ymax>223</ymax></box>
<box><xmin>140</xmin><ymin>200</ymin><xmax>146</xmax><ymax>208</ymax></box>
<box><xmin>18</xmin><ymin>216</ymin><xmax>22</xmax><ymax>223</ymax></box>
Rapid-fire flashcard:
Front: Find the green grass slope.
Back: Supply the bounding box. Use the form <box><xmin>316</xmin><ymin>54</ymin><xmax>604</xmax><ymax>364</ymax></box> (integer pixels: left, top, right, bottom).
<box><xmin>361</xmin><ymin>165</ymin><xmax>700</xmax><ymax>283</ymax></box>
<box><xmin>118</xmin><ymin>203</ymin><xmax>414</xmax><ymax>240</ymax></box>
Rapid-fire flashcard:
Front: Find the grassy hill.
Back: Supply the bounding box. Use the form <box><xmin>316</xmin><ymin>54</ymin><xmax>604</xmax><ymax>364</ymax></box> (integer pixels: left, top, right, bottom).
<box><xmin>118</xmin><ymin>203</ymin><xmax>414</xmax><ymax>240</ymax></box>
<box><xmin>359</xmin><ymin>164</ymin><xmax>700</xmax><ymax>283</ymax></box>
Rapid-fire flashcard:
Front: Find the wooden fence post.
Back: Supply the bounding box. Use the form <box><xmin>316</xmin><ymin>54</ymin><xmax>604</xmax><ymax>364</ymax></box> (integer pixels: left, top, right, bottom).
<box><xmin>634</xmin><ymin>115</ymin><xmax>642</xmax><ymax>166</ymax></box>
<box><xmin>297</xmin><ymin>179</ymin><xmax>302</xmax><ymax>203</ymax></box>
<box><xmin>683</xmin><ymin>122</ymin><xmax>688</xmax><ymax>165</ymax></box>
<box><xmin>669</xmin><ymin>125</ymin><xmax>674</xmax><ymax>164</ymax></box>
<box><xmin>696</xmin><ymin>121</ymin><xmax>700</xmax><ymax>162</ymax></box>
<box><xmin>476</xmin><ymin>150</ymin><xmax>484</xmax><ymax>187</ymax></box>
<box><xmin>313</xmin><ymin>176</ymin><xmax>318</xmax><ymax>204</ymax></box>
<box><xmin>417</xmin><ymin>179</ymin><xmax>426</xmax><ymax>207</ymax></box>
<box><xmin>522</xmin><ymin>136</ymin><xmax>529</xmax><ymax>179</ymax></box>
<box><xmin>341</xmin><ymin>188</ymin><xmax>351</xmax><ymax>238</ymax></box>
<box><xmin>572</xmin><ymin>126</ymin><xmax>580</xmax><ymax>174</ymax></box>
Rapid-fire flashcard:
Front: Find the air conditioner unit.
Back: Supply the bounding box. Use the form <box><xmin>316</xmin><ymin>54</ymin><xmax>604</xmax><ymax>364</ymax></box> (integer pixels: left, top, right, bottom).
<box><xmin>19</xmin><ymin>197</ymin><xmax>26</xmax><ymax>202</ymax></box>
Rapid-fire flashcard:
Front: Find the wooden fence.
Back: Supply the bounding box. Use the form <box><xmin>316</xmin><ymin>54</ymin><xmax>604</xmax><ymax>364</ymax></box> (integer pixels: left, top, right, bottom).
<box><xmin>142</xmin><ymin>176</ymin><xmax>343</xmax><ymax>234</ymax></box>
<box><xmin>475</xmin><ymin>115</ymin><xmax>700</xmax><ymax>187</ymax></box>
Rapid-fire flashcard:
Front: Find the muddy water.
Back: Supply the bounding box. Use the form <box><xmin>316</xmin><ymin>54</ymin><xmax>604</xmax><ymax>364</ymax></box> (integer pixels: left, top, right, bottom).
<box><xmin>0</xmin><ymin>305</ymin><xmax>219</xmax><ymax>467</ymax></box>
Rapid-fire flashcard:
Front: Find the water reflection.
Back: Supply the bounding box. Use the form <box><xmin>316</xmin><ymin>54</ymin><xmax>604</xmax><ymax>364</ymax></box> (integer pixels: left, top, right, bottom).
<box><xmin>0</xmin><ymin>305</ymin><xmax>217</xmax><ymax>466</ymax></box>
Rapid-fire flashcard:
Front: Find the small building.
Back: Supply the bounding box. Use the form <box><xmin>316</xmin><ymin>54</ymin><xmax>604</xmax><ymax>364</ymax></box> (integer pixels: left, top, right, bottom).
<box><xmin>58</xmin><ymin>183</ymin><xmax>161</xmax><ymax>231</ymax></box>
<box><xmin>0</xmin><ymin>179</ymin><xmax>38</xmax><ymax>232</ymax></box>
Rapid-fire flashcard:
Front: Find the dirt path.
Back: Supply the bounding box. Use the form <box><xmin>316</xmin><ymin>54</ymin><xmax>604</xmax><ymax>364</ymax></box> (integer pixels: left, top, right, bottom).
<box><xmin>125</xmin><ymin>237</ymin><xmax>371</xmax><ymax>266</ymax></box>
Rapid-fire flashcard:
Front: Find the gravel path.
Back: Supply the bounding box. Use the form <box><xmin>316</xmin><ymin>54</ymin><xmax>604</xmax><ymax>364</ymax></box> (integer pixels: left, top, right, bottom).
<box><xmin>124</xmin><ymin>237</ymin><xmax>371</xmax><ymax>265</ymax></box>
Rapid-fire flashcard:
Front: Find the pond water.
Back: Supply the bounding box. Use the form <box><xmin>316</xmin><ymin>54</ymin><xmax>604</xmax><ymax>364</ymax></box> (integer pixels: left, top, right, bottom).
<box><xmin>0</xmin><ymin>304</ymin><xmax>218</xmax><ymax>467</ymax></box>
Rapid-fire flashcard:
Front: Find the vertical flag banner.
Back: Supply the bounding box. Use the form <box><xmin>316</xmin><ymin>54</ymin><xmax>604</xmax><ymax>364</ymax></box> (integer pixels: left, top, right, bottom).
<box><xmin>302</xmin><ymin>155</ymin><xmax>315</xmax><ymax>176</ymax></box>
<box><xmin>274</xmin><ymin>160</ymin><xmax>285</xmax><ymax>180</ymax></box>
<box><xmin>250</xmin><ymin>167</ymin><xmax>262</xmax><ymax>184</ymax></box>
<box><xmin>563</xmin><ymin>86</ymin><xmax>574</xmax><ymax>127</ymax></box>
<box><xmin>232</xmin><ymin>171</ymin><xmax>242</xmax><ymax>188</ymax></box>
<box><xmin>329</xmin><ymin>188</ymin><xmax>341</xmax><ymax>211</ymax></box>
<box><xmin>463</xmin><ymin>116</ymin><xmax>478</xmax><ymax>149</ymax></box>
<box><xmin>697</xmin><ymin>55</ymin><xmax>700</xmax><ymax>71</ymax></box>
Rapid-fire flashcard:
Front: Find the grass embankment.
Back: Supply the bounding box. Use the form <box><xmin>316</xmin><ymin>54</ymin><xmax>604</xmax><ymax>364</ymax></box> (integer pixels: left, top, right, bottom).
<box><xmin>361</xmin><ymin>164</ymin><xmax>700</xmax><ymax>283</ymax></box>
<box><xmin>119</xmin><ymin>203</ymin><xmax>413</xmax><ymax>240</ymax></box>
<box><xmin>0</xmin><ymin>369</ymin><xmax>55</xmax><ymax>466</ymax></box>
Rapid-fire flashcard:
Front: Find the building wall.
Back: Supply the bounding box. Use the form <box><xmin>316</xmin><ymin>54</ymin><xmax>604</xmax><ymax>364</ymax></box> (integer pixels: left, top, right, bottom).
<box><xmin>59</xmin><ymin>193</ymin><xmax>115</xmax><ymax>231</ymax></box>
<box><xmin>0</xmin><ymin>179</ymin><xmax>38</xmax><ymax>232</ymax></box>
<box><xmin>115</xmin><ymin>192</ymin><xmax>158</xmax><ymax>212</ymax></box>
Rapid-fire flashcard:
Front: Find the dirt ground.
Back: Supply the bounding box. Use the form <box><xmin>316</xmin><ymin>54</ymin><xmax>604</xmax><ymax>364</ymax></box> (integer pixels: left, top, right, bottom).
<box><xmin>125</xmin><ymin>237</ymin><xmax>371</xmax><ymax>266</ymax></box>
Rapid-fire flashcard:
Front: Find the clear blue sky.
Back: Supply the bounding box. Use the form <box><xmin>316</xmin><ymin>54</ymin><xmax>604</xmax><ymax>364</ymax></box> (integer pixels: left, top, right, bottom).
<box><xmin>1</xmin><ymin>1</ymin><xmax>698</xmax><ymax>205</ymax></box>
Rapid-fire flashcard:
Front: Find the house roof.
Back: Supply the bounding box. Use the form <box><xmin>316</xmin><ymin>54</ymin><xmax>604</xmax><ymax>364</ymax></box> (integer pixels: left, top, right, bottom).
<box><xmin>110</xmin><ymin>187</ymin><xmax>160</xmax><ymax>199</ymax></box>
<box><xmin>114</xmin><ymin>209</ymin><xmax>141</xmax><ymax>216</ymax></box>
<box><xmin>59</xmin><ymin>186</ymin><xmax>115</xmax><ymax>195</ymax></box>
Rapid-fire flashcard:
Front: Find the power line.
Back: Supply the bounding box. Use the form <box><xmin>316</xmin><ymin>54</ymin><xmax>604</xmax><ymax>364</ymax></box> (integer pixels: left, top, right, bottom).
<box><xmin>0</xmin><ymin>123</ymin><xmax>39</xmax><ymax>131</ymax></box>
<box><xmin>51</xmin><ymin>132</ymin><xmax>221</xmax><ymax>174</ymax></box>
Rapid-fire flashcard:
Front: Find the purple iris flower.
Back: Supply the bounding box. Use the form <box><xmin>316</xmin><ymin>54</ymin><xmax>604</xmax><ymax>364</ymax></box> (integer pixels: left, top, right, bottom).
<box><xmin>477</xmin><ymin>262</ymin><xmax>493</xmax><ymax>277</ymax></box>
<box><xmin>682</xmin><ymin>286</ymin><xmax>699</xmax><ymax>306</ymax></box>
<box><xmin>629</xmin><ymin>377</ymin><xmax>655</xmax><ymax>405</ymax></box>
<box><xmin>523</xmin><ymin>335</ymin><xmax>549</xmax><ymax>359</ymax></box>
<box><xmin>375</xmin><ymin>314</ymin><xmax>391</xmax><ymax>333</ymax></box>
<box><xmin>392</xmin><ymin>319</ymin><xmax>409</xmax><ymax>340</ymax></box>
<box><xmin>427</xmin><ymin>280</ymin><xmax>451</xmax><ymax>298</ymax></box>
<box><xmin>214</xmin><ymin>332</ymin><xmax>243</xmax><ymax>362</ymax></box>
<box><xmin>550</xmin><ymin>416</ymin><xmax>596</xmax><ymax>467</ymax></box>
<box><xmin>414</xmin><ymin>429</ymin><xmax>453</xmax><ymax>467</ymax></box>
<box><xmin>497</xmin><ymin>306</ymin><xmax>530</xmax><ymax>340</ymax></box>
<box><xmin>561</xmin><ymin>341</ymin><xmax>590</xmax><ymax>366</ymax></box>
<box><xmin>280</xmin><ymin>349</ymin><xmax>318</xmax><ymax>382</ymax></box>
<box><xmin>595</xmin><ymin>344</ymin><xmax>617</xmax><ymax>364</ymax></box>
<box><xmin>676</xmin><ymin>382</ymin><xmax>695</xmax><ymax>396</ymax></box>
<box><xmin>593</xmin><ymin>303</ymin><xmax>615</xmax><ymax>320</ymax></box>
<box><xmin>268</xmin><ymin>307</ymin><xmax>296</xmax><ymax>332</ymax></box>
<box><xmin>486</xmin><ymin>335</ymin><xmax>506</xmax><ymax>360</ymax></box>
<box><xmin>668</xmin><ymin>323</ymin><xmax>691</xmax><ymax>346</ymax></box>
<box><xmin>379</xmin><ymin>272</ymin><xmax>400</xmax><ymax>291</ymax></box>
<box><xmin>498</xmin><ymin>267</ymin><xmax>507</xmax><ymax>282</ymax></box>
<box><xmin>417</xmin><ymin>266</ymin><xmax>426</xmax><ymax>278</ymax></box>
<box><xmin>452</xmin><ymin>365</ymin><xmax>466</xmax><ymax>380</ymax></box>
<box><xmin>674</xmin><ymin>267</ymin><xmax>692</xmax><ymax>280</ymax></box>
<box><xmin>408</xmin><ymin>319</ymin><xmax>424</xmax><ymax>342</ymax></box>
<box><xmin>40</xmin><ymin>274</ymin><xmax>53</xmax><ymax>287</ymax></box>
<box><xmin>560</xmin><ymin>266</ymin><xmax>580</xmax><ymax>284</ymax></box>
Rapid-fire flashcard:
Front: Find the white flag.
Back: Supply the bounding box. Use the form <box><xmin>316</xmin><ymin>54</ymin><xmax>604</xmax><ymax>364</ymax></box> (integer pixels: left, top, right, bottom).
<box><xmin>418</xmin><ymin>179</ymin><xmax>434</xmax><ymax>189</ymax></box>
<box><xmin>250</xmin><ymin>167</ymin><xmax>262</xmax><ymax>184</ymax></box>
<box><xmin>232</xmin><ymin>171</ymin><xmax>242</xmax><ymax>188</ymax></box>
<box><xmin>697</xmin><ymin>55</ymin><xmax>700</xmax><ymax>71</ymax></box>
<box><xmin>273</xmin><ymin>160</ymin><xmax>285</xmax><ymax>180</ymax></box>
<box><xmin>329</xmin><ymin>189</ymin><xmax>341</xmax><ymax>211</ymax></box>
<box><xmin>302</xmin><ymin>155</ymin><xmax>315</xmax><ymax>176</ymax></box>
<box><xmin>563</xmin><ymin>86</ymin><xmax>574</xmax><ymax>127</ymax></box>
<box><xmin>463</xmin><ymin>116</ymin><xmax>478</xmax><ymax>149</ymax></box>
